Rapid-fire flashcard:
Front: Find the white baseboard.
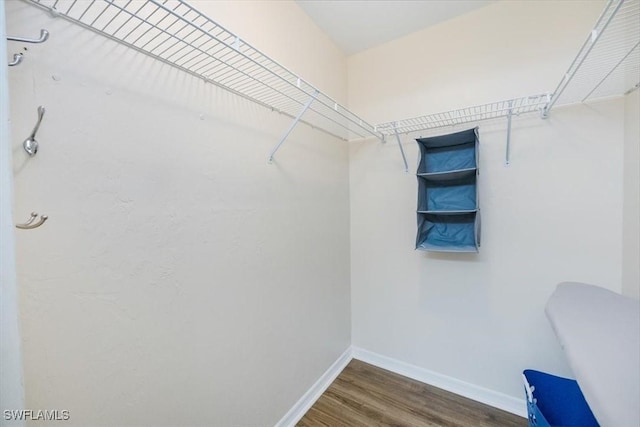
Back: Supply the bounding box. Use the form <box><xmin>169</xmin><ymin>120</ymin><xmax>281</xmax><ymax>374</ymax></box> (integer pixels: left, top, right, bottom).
<box><xmin>351</xmin><ymin>346</ymin><xmax>527</xmax><ymax>418</ymax></box>
<box><xmin>274</xmin><ymin>347</ymin><xmax>353</xmax><ymax>427</ymax></box>
<box><xmin>275</xmin><ymin>346</ymin><xmax>526</xmax><ymax>426</ymax></box>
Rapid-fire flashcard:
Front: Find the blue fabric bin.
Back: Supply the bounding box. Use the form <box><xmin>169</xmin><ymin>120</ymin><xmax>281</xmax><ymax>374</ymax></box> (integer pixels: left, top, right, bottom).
<box><xmin>523</xmin><ymin>370</ymin><xmax>599</xmax><ymax>427</ymax></box>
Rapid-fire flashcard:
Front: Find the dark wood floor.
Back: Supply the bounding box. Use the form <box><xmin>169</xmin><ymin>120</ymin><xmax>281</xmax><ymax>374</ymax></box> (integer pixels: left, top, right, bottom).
<box><xmin>297</xmin><ymin>359</ymin><xmax>527</xmax><ymax>427</ymax></box>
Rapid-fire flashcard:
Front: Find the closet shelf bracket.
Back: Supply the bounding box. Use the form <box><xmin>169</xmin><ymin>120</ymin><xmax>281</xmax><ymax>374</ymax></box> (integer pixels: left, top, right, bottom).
<box><xmin>505</xmin><ymin>101</ymin><xmax>513</xmax><ymax>165</ymax></box>
<box><xmin>392</xmin><ymin>122</ymin><xmax>409</xmax><ymax>173</ymax></box>
<box><xmin>268</xmin><ymin>90</ymin><xmax>319</xmax><ymax>163</ymax></box>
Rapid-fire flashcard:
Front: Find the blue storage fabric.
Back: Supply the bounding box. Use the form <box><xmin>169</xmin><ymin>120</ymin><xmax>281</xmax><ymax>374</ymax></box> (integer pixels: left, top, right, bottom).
<box><xmin>416</xmin><ymin>213</ymin><xmax>478</xmax><ymax>252</ymax></box>
<box><xmin>421</xmin><ymin>142</ymin><xmax>476</xmax><ymax>173</ymax></box>
<box><xmin>523</xmin><ymin>370</ymin><xmax>599</xmax><ymax>427</ymax></box>
<box><xmin>415</xmin><ymin>128</ymin><xmax>480</xmax><ymax>252</ymax></box>
<box><xmin>418</xmin><ymin>176</ymin><xmax>476</xmax><ymax>212</ymax></box>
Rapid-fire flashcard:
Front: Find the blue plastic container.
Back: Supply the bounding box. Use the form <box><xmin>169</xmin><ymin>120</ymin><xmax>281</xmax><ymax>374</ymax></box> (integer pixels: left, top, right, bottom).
<box><xmin>523</xmin><ymin>370</ymin><xmax>599</xmax><ymax>427</ymax></box>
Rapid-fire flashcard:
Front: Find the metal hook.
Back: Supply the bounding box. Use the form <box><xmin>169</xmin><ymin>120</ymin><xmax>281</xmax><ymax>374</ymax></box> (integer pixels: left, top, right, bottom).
<box><xmin>23</xmin><ymin>106</ymin><xmax>45</xmax><ymax>156</ymax></box>
<box><xmin>7</xmin><ymin>29</ymin><xmax>50</xmax><ymax>44</ymax></box>
<box><xmin>16</xmin><ymin>212</ymin><xmax>48</xmax><ymax>230</ymax></box>
<box><xmin>8</xmin><ymin>53</ymin><xmax>23</xmax><ymax>67</ymax></box>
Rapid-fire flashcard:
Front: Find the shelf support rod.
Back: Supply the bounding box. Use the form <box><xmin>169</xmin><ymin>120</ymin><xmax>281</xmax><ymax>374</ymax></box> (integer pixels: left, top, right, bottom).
<box><xmin>268</xmin><ymin>90</ymin><xmax>319</xmax><ymax>163</ymax></box>
<box><xmin>582</xmin><ymin>40</ymin><xmax>640</xmax><ymax>102</ymax></box>
<box><xmin>505</xmin><ymin>101</ymin><xmax>513</xmax><ymax>165</ymax></box>
<box><xmin>393</xmin><ymin>122</ymin><xmax>409</xmax><ymax>173</ymax></box>
<box><xmin>541</xmin><ymin>0</ymin><xmax>625</xmax><ymax>117</ymax></box>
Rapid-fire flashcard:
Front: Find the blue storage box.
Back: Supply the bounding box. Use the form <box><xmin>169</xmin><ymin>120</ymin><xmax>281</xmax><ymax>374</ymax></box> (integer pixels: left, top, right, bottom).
<box><xmin>523</xmin><ymin>370</ymin><xmax>599</xmax><ymax>427</ymax></box>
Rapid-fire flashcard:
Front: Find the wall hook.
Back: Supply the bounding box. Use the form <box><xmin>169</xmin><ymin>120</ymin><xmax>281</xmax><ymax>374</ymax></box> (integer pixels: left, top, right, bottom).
<box><xmin>23</xmin><ymin>106</ymin><xmax>45</xmax><ymax>156</ymax></box>
<box><xmin>7</xmin><ymin>29</ymin><xmax>50</xmax><ymax>44</ymax></box>
<box><xmin>8</xmin><ymin>53</ymin><xmax>23</xmax><ymax>67</ymax></box>
<box><xmin>16</xmin><ymin>212</ymin><xmax>48</xmax><ymax>230</ymax></box>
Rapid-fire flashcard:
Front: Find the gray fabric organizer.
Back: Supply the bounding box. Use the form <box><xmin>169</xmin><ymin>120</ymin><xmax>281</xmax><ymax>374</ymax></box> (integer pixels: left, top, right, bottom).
<box><xmin>415</xmin><ymin>128</ymin><xmax>480</xmax><ymax>252</ymax></box>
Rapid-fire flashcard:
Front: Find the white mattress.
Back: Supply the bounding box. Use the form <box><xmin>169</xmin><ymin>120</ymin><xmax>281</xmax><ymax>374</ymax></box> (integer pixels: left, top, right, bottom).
<box><xmin>546</xmin><ymin>282</ymin><xmax>640</xmax><ymax>427</ymax></box>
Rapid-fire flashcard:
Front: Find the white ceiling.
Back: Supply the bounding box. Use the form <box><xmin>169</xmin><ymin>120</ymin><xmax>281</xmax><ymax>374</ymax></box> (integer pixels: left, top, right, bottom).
<box><xmin>296</xmin><ymin>0</ymin><xmax>492</xmax><ymax>55</ymax></box>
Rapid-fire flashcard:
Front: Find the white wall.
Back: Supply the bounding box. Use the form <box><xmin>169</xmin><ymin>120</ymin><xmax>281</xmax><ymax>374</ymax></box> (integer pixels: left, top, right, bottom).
<box><xmin>0</xmin><ymin>3</ymin><xmax>25</xmax><ymax>426</ymax></box>
<box><xmin>7</xmin><ymin>1</ymin><xmax>349</xmax><ymax>426</ymax></box>
<box><xmin>622</xmin><ymin>90</ymin><xmax>639</xmax><ymax>299</ymax></box>
<box><xmin>348</xmin><ymin>0</ymin><xmax>625</xmax><ymax>402</ymax></box>
<box><xmin>7</xmin><ymin>0</ymin><xmax>636</xmax><ymax>423</ymax></box>
<box><xmin>347</xmin><ymin>0</ymin><xmax>605</xmax><ymax>122</ymax></box>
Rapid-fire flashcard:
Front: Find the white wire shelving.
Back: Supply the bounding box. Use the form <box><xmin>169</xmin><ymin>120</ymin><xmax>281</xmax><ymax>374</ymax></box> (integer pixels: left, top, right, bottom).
<box><xmin>376</xmin><ymin>95</ymin><xmax>550</xmax><ymax>136</ymax></box>
<box><xmin>375</xmin><ymin>0</ymin><xmax>639</xmax><ymax>170</ymax></box>
<box><xmin>20</xmin><ymin>0</ymin><xmax>638</xmax><ymax>169</ymax></box>
<box><xmin>24</xmin><ymin>0</ymin><xmax>383</xmax><ymax>160</ymax></box>
<box><xmin>543</xmin><ymin>0</ymin><xmax>640</xmax><ymax>115</ymax></box>
<box><xmin>376</xmin><ymin>94</ymin><xmax>551</xmax><ymax>170</ymax></box>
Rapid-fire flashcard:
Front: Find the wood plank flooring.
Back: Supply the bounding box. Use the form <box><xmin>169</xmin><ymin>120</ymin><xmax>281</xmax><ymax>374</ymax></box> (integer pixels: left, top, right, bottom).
<box><xmin>297</xmin><ymin>359</ymin><xmax>527</xmax><ymax>427</ymax></box>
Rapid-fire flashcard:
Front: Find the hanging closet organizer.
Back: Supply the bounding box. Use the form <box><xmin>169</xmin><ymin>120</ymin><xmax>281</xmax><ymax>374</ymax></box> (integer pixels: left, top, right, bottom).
<box><xmin>415</xmin><ymin>128</ymin><xmax>480</xmax><ymax>253</ymax></box>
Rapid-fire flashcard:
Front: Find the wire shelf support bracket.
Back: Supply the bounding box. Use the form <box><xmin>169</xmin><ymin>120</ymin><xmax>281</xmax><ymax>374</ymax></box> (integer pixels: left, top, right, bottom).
<box><xmin>24</xmin><ymin>0</ymin><xmax>385</xmax><ymax>150</ymax></box>
<box><xmin>505</xmin><ymin>100</ymin><xmax>514</xmax><ymax>165</ymax></box>
<box><xmin>392</xmin><ymin>122</ymin><xmax>409</xmax><ymax>173</ymax></box>
<box><xmin>269</xmin><ymin>90</ymin><xmax>319</xmax><ymax>163</ymax></box>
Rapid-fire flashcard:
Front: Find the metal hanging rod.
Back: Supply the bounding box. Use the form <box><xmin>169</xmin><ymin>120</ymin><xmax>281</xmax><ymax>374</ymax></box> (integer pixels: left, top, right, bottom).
<box><xmin>543</xmin><ymin>0</ymin><xmax>639</xmax><ymax>116</ymax></box>
<box><xmin>24</xmin><ymin>0</ymin><xmax>383</xmax><ymax>152</ymax></box>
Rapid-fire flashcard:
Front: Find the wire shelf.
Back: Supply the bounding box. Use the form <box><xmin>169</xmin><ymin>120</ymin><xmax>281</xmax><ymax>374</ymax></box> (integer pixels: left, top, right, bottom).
<box><xmin>25</xmin><ymin>0</ymin><xmax>382</xmax><ymax>142</ymax></box>
<box><xmin>376</xmin><ymin>94</ymin><xmax>550</xmax><ymax>136</ymax></box>
<box><xmin>545</xmin><ymin>0</ymin><xmax>639</xmax><ymax>114</ymax></box>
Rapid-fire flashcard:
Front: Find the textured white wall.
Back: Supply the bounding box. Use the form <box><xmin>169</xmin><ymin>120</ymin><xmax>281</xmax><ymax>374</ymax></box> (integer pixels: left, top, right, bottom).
<box><xmin>623</xmin><ymin>90</ymin><xmax>640</xmax><ymax>299</ymax></box>
<box><xmin>348</xmin><ymin>0</ymin><xmax>625</xmax><ymax>401</ymax></box>
<box><xmin>1</xmin><ymin>4</ymin><xmax>25</xmax><ymax>426</ymax></box>
<box><xmin>7</xmin><ymin>1</ymin><xmax>349</xmax><ymax>426</ymax></box>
